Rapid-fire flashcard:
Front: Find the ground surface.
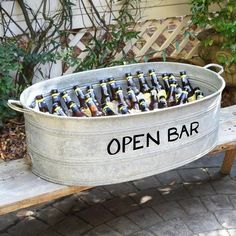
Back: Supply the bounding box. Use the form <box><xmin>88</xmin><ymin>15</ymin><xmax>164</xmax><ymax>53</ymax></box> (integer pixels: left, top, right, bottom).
<box><xmin>0</xmin><ymin>153</ymin><xmax>236</xmax><ymax>236</ymax></box>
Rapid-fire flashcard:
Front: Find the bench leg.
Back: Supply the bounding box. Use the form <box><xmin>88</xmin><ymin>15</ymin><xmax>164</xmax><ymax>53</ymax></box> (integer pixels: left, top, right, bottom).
<box><xmin>220</xmin><ymin>148</ymin><xmax>236</xmax><ymax>175</ymax></box>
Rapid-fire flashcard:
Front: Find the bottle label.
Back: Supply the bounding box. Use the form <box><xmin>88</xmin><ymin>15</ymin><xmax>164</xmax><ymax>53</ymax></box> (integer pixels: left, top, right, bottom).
<box><xmin>52</xmin><ymin>93</ymin><xmax>59</xmax><ymax>97</ymax></box>
<box><xmin>100</xmin><ymin>82</ymin><xmax>107</xmax><ymax>87</ymax></box>
<box><xmin>188</xmin><ymin>94</ymin><xmax>196</xmax><ymax>102</ymax></box>
<box><xmin>138</xmin><ymin>73</ymin><xmax>144</xmax><ymax>78</ymax></box>
<box><xmin>126</xmin><ymin>76</ymin><xmax>133</xmax><ymax>80</ymax></box>
<box><xmin>36</xmin><ymin>98</ymin><xmax>44</xmax><ymax>103</ymax></box>
<box><xmin>149</xmin><ymin>72</ymin><xmax>155</xmax><ymax>76</ymax></box>
<box><xmin>158</xmin><ymin>89</ymin><xmax>167</xmax><ymax>99</ymax></box>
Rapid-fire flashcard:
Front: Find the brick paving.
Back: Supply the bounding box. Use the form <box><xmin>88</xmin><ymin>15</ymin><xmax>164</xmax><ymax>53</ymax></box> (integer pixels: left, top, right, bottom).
<box><xmin>1</xmin><ymin>153</ymin><xmax>236</xmax><ymax>236</ymax></box>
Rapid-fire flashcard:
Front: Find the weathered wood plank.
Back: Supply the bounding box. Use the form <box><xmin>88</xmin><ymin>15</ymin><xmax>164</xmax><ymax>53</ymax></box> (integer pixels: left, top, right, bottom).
<box><xmin>0</xmin><ymin>159</ymin><xmax>92</xmax><ymax>215</ymax></box>
<box><xmin>0</xmin><ymin>105</ymin><xmax>235</xmax><ymax>215</ymax></box>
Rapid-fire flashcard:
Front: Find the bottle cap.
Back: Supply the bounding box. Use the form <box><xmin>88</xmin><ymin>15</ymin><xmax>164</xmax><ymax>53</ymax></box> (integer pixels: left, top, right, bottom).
<box><xmin>125</xmin><ymin>73</ymin><xmax>132</xmax><ymax>77</ymax></box>
<box><xmin>51</xmin><ymin>89</ymin><xmax>58</xmax><ymax>94</ymax></box>
<box><xmin>35</xmin><ymin>94</ymin><xmax>44</xmax><ymax>100</ymax></box>
<box><xmin>149</xmin><ymin>69</ymin><xmax>155</xmax><ymax>73</ymax></box>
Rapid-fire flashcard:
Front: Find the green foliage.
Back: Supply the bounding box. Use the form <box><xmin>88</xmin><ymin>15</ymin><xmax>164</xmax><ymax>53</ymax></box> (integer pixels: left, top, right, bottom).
<box><xmin>191</xmin><ymin>0</ymin><xmax>236</xmax><ymax>64</ymax></box>
<box><xmin>61</xmin><ymin>0</ymin><xmax>141</xmax><ymax>72</ymax></box>
<box><xmin>0</xmin><ymin>41</ymin><xmax>22</xmax><ymax>123</ymax></box>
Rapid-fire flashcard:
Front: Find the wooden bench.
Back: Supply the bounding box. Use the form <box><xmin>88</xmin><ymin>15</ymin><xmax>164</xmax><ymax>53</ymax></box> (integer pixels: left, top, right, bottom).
<box><xmin>0</xmin><ymin>105</ymin><xmax>235</xmax><ymax>216</ymax></box>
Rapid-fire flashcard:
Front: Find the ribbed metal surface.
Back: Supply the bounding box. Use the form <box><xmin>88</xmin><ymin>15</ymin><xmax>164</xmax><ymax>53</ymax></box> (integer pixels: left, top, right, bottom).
<box><xmin>15</xmin><ymin>62</ymin><xmax>226</xmax><ymax>186</ymax></box>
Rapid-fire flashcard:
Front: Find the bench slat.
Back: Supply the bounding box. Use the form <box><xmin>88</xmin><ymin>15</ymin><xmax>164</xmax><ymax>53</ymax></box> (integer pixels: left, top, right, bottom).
<box><xmin>0</xmin><ymin>105</ymin><xmax>235</xmax><ymax>215</ymax></box>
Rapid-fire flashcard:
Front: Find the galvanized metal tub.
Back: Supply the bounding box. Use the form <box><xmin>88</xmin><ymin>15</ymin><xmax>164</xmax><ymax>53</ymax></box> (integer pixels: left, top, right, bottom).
<box><xmin>8</xmin><ymin>62</ymin><xmax>225</xmax><ymax>186</ymax></box>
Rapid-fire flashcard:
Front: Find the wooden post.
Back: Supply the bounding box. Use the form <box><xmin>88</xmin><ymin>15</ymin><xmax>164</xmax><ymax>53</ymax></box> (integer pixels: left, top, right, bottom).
<box><xmin>220</xmin><ymin>148</ymin><xmax>236</xmax><ymax>175</ymax></box>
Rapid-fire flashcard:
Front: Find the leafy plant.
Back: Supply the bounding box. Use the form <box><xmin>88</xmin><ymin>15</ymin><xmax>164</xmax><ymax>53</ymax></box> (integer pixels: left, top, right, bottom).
<box><xmin>61</xmin><ymin>0</ymin><xmax>141</xmax><ymax>72</ymax></box>
<box><xmin>191</xmin><ymin>0</ymin><xmax>236</xmax><ymax>65</ymax></box>
<box><xmin>0</xmin><ymin>41</ymin><xmax>22</xmax><ymax>123</ymax></box>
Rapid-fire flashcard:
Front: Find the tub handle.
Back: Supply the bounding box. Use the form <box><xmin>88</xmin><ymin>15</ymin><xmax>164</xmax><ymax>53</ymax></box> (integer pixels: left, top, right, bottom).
<box><xmin>8</xmin><ymin>99</ymin><xmax>32</xmax><ymax>115</ymax></box>
<box><xmin>204</xmin><ymin>63</ymin><xmax>224</xmax><ymax>75</ymax></box>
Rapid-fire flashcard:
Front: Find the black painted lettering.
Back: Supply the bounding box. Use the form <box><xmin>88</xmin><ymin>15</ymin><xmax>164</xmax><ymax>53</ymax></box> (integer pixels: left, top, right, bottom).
<box><xmin>168</xmin><ymin>127</ymin><xmax>179</xmax><ymax>142</ymax></box>
<box><xmin>179</xmin><ymin>125</ymin><xmax>190</xmax><ymax>139</ymax></box>
<box><xmin>122</xmin><ymin>136</ymin><xmax>132</xmax><ymax>153</ymax></box>
<box><xmin>190</xmin><ymin>121</ymin><xmax>199</xmax><ymax>135</ymax></box>
<box><xmin>147</xmin><ymin>132</ymin><xmax>160</xmax><ymax>147</ymax></box>
<box><xmin>133</xmin><ymin>134</ymin><xmax>144</xmax><ymax>150</ymax></box>
<box><xmin>107</xmin><ymin>138</ymin><xmax>121</xmax><ymax>155</ymax></box>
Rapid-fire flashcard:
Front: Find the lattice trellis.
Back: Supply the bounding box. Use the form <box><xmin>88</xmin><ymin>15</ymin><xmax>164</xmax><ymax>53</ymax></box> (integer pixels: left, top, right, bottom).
<box><xmin>62</xmin><ymin>16</ymin><xmax>200</xmax><ymax>75</ymax></box>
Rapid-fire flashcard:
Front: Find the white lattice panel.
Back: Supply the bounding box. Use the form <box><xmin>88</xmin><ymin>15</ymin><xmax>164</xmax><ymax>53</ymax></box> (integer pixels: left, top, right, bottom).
<box><xmin>62</xmin><ymin>16</ymin><xmax>200</xmax><ymax>75</ymax></box>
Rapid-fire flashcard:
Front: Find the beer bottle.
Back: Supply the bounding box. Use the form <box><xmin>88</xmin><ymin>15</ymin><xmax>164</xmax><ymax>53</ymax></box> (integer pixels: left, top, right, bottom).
<box><xmin>35</xmin><ymin>95</ymin><xmax>50</xmax><ymax>113</ymax></box>
<box><xmin>107</xmin><ymin>77</ymin><xmax>118</xmax><ymax>101</ymax></box>
<box><xmin>86</xmin><ymin>85</ymin><xmax>100</xmax><ymax>109</ymax></box>
<box><xmin>158</xmin><ymin>96</ymin><xmax>168</xmax><ymax>109</ymax></box>
<box><xmin>167</xmin><ymin>83</ymin><xmax>177</xmax><ymax>107</ymax></box>
<box><xmin>177</xmin><ymin>87</ymin><xmax>189</xmax><ymax>105</ymax></box>
<box><xmin>52</xmin><ymin>103</ymin><xmax>67</xmax><ymax>116</ymax></box>
<box><xmin>127</xmin><ymin>87</ymin><xmax>139</xmax><ymax>110</ymax></box>
<box><xmin>168</xmin><ymin>73</ymin><xmax>178</xmax><ymax>85</ymax></box>
<box><xmin>180</xmin><ymin>71</ymin><xmax>193</xmax><ymax>91</ymax></box>
<box><xmin>100</xmin><ymin>79</ymin><xmax>111</xmax><ymax>104</ymax></box>
<box><xmin>61</xmin><ymin>91</ymin><xmax>73</xmax><ymax>109</ymax></box>
<box><xmin>51</xmin><ymin>89</ymin><xmax>62</xmax><ymax>107</ymax></box>
<box><xmin>102</xmin><ymin>103</ymin><xmax>116</xmax><ymax>116</ymax></box>
<box><xmin>185</xmin><ymin>85</ymin><xmax>196</xmax><ymax>102</ymax></box>
<box><xmin>85</xmin><ymin>94</ymin><xmax>102</xmax><ymax>117</ymax></box>
<box><xmin>137</xmin><ymin>71</ymin><xmax>150</xmax><ymax>94</ymax></box>
<box><xmin>162</xmin><ymin>73</ymin><xmax>170</xmax><ymax>92</ymax></box>
<box><xmin>125</xmin><ymin>73</ymin><xmax>140</xmax><ymax>95</ymax></box>
<box><xmin>116</xmin><ymin>86</ymin><xmax>128</xmax><ymax>107</ymax></box>
<box><xmin>149</xmin><ymin>87</ymin><xmax>158</xmax><ymax>110</ymax></box>
<box><xmin>73</xmin><ymin>85</ymin><xmax>88</xmax><ymax>109</ymax></box>
<box><xmin>139</xmin><ymin>98</ymin><xmax>149</xmax><ymax>112</ymax></box>
<box><xmin>149</xmin><ymin>69</ymin><xmax>160</xmax><ymax>88</ymax></box>
<box><xmin>194</xmin><ymin>87</ymin><xmax>204</xmax><ymax>100</ymax></box>
<box><xmin>118</xmin><ymin>103</ymin><xmax>130</xmax><ymax>115</ymax></box>
<box><xmin>68</xmin><ymin>101</ymin><xmax>87</xmax><ymax>117</ymax></box>
<box><xmin>175</xmin><ymin>84</ymin><xmax>183</xmax><ymax>100</ymax></box>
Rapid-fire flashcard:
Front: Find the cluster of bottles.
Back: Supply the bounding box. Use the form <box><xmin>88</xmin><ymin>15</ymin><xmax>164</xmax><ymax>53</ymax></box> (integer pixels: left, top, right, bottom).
<box><xmin>33</xmin><ymin>70</ymin><xmax>204</xmax><ymax>117</ymax></box>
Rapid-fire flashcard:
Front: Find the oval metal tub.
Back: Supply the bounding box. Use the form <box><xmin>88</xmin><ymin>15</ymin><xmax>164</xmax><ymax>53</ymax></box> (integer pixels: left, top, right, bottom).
<box><xmin>8</xmin><ymin>62</ymin><xmax>225</xmax><ymax>186</ymax></box>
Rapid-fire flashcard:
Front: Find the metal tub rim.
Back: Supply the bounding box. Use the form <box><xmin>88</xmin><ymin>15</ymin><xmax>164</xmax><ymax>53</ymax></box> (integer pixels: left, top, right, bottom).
<box><xmin>14</xmin><ymin>62</ymin><xmax>225</xmax><ymax>120</ymax></box>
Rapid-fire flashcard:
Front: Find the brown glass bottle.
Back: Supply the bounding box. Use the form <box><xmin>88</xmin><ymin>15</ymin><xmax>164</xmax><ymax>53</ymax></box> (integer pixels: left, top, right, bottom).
<box><xmin>139</xmin><ymin>98</ymin><xmax>149</xmax><ymax>112</ymax></box>
<box><xmin>51</xmin><ymin>89</ymin><xmax>61</xmax><ymax>106</ymax></box>
<box><xmin>116</xmin><ymin>86</ymin><xmax>128</xmax><ymax>107</ymax></box>
<box><xmin>158</xmin><ymin>96</ymin><xmax>168</xmax><ymax>109</ymax></box>
<box><xmin>73</xmin><ymin>85</ymin><xmax>88</xmax><ymax>109</ymax></box>
<box><xmin>167</xmin><ymin>84</ymin><xmax>177</xmax><ymax>107</ymax></box>
<box><xmin>180</xmin><ymin>71</ymin><xmax>193</xmax><ymax>91</ymax></box>
<box><xmin>86</xmin><ymin>85</ymin><xmax>100</xmax><ymax>109</ymax></box>
<box><xmin>137</xmin><ymin>71</ymin><xmax>150</xmax><ymax>93</ymax></box>
<box><xmin>127</xmin><ymin>87</ymin><xmax>139</xmax><ymax>110</ymax></box>
<box><xmin>194</xmin><ymin>87</ymin><xmax>204</xmax><ymax>100</ymax></box>
<box><xmin>102</xmin><ymin>103</ymin><xmax>116</xmax><ymax>116</ymax></box>
<box><xmin>168</xmin><ymin>73</ymin><xmax>178</xmax><ymax>85</ymax></box>
<box><xmin>68</xmin><ymin>101</ymin><xmax>87</xmax><ymax>117</ymax></box>
<box><xmin>107</xmin><ymin>77</ymin><xmax>118</xmax><ymax>101</ymax></box>
<box><xmin>118</xmin><ymin>103</ymin><xmax>130</xmax><ymax>115</ymax></box>
<box><xmin>85</xmin><ymin>94</ymin><xmax>102</xmax><ymax>117</ymax></box>
<box><xmin>35</xmin><ymin>95</ymin><xmax>50</xmax><ymax>113</ymax></box>
<box><xmin>149</xmin><ymin>69</ymin><xmax>160</xmax><ymax>88</ymax></box>
<box><xmin>177</xmin><ymin>88</ymin><xmax>189</xmax><ymax>105</ymax></box>
<box><xmin>52</xmin><ymin>103</ymin><xmax>67</xmax><ymax>116</ymax></box>
<box><xmin>162</xmin><ymin>73</ymin><xmax>170</xmax><ymax>92</ymax></box>
<box><xmin>100</xmin><ymin>79</ymin><xmax>111</xmax><ymax>105</ymax></box>
<box><xmin>125</xmin><ymin>73</ymin><xmax>140</xmax><ymax>95</ymax></box>
<box><xmin>149</xmin><ymin>87</ymin><xmax>158</xmax><ymax>110</ymax></box>
<box><xmin>61</xmin><ymin>91</ymin><xmax>73</xmax><ymax>109</ymax></box>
